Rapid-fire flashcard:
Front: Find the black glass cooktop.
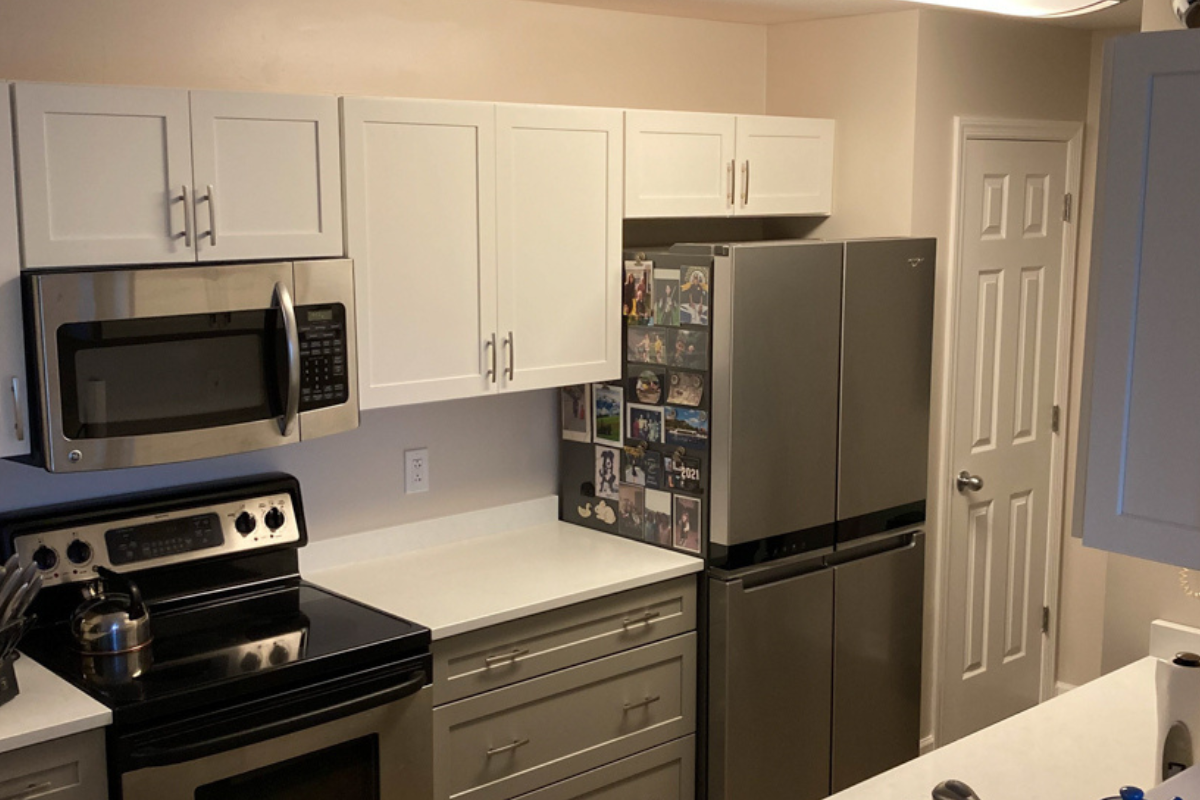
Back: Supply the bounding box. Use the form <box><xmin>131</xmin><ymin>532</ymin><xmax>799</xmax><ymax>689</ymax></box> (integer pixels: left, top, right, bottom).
<box><xmin>20</xmin><ymin>581</ymin><xmax>430</xmax><ymax>727</ymax></box>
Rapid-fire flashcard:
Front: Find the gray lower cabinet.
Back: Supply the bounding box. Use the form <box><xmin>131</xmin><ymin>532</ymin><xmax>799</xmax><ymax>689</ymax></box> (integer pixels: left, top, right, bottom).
<box><xmin>511</xmin><ymin>737</ymin><xmax>695</xmax><ymax>800</ymax></box>
<box><xmin>0</xmin><ymin>729</ymin><xmax>107</xmax><ymax>800</ymax></box>
<box><xmin>432</xmin><ymin>578</ymin><xmax>698</xmax><ymax>800</ymax></box>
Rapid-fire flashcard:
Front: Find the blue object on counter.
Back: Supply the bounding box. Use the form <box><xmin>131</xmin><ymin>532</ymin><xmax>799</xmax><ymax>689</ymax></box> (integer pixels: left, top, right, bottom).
<box><xmin>1108</xmin><ymin>788</ymin><xmax>1142</xmax><ymax>800</ymax></box>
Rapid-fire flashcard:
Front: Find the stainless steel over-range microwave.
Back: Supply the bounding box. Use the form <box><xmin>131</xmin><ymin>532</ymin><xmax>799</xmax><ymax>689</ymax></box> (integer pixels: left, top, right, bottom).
<box><xmin>20</xmin><ymin>259</ymin><xmax>359</xmax><ymax>473</ymax></box>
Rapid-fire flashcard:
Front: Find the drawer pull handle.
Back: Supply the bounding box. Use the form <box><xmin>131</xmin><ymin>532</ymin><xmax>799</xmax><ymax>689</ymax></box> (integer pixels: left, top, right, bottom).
<box><xmin>484</xmin><ymin>648</ymin><xmax>529</xmax><ymax>668</ymax></box>
<box><xmin>623</xmin><ymin>695</ymin><xmax>661</xmax><ymax>712</ymax></box>
<box><xmin>4</xmin><ymin>781</ymin><xmax>53</xmax><ymax>800</ymax></box>
<box><xmin>486</xmin><ymin>738</ymin><xmax>530</xmax><ymax>757</ymax></box>
<box><xmin>622</xmin><ymin>610</ymin><xmax>661</xmax><ymax>630</ymax></box>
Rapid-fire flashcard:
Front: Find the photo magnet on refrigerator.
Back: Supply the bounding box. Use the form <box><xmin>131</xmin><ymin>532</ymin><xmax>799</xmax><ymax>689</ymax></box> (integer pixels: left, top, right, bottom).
<box><xmin>623</xmin><ymin>261</ymin><xmax>653</xmax><ymax>326</ymax></box>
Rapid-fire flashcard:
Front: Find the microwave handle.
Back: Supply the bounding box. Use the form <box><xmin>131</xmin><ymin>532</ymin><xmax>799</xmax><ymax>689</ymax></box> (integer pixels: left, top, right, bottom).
<box><xmin>274</xmin><ymin>282</ymin><xmax>301</xmax><ymax>437</ymax></box>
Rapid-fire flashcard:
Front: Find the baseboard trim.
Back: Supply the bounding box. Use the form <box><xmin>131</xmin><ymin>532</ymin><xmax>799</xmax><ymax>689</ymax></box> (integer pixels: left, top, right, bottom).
<box><xmin>920</xmin><ymin>734</ymin><xmax>936</xmax><ymax>755</ymax></box>
<box><xmin>1055</xmin><ymin>680</ymin><xmax>1078</xmax><ymax>696</ymax></box>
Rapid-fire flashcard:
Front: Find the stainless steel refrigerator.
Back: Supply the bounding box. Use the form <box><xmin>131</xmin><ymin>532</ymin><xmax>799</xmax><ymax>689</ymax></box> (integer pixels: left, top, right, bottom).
<box><xmin>558</xmin><ymin>237</ymin><xmax>935</xmax><ymax>800</ymax></box>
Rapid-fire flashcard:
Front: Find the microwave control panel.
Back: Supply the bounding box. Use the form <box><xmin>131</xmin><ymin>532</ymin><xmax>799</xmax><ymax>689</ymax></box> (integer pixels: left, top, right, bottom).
<box><xmin>298</xmin><ymin>304</ymin><xmax>349</xmax><ymax>411</ymax></box>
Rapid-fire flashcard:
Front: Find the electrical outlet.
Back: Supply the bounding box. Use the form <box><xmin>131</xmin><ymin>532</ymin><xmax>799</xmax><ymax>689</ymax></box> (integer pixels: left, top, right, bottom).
<box><xmin>405</xmin><ymin>448</ymin><xmax>430</xmax><ymax>494</ymax></box>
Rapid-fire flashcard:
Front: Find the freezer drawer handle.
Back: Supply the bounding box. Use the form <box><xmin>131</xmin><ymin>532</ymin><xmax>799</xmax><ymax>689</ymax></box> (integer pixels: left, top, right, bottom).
<box><xmin>486</xmin><ymin>738</ymin><xmax>530</xmax><ymax>757</ymax></box>
<box><xmin>484</xmin><ymin>648</ymin><xmax>529</xmax><ymax>668</ymax></box>
<box><xmin>621</xmin><ymin>610</ymin><xmax>660</xmax><ymax>630</ymax></box>
<box><xmin>622</xmin><ymin>695</ymin><xmax>661</xmax><ymax>712</ymax></box>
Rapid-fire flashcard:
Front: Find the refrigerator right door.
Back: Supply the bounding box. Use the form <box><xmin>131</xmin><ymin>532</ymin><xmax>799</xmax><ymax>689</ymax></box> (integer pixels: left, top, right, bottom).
<box><xmin>838</xmin><ymin>238</ymin><xmax>936</xmax><ymax>540</ymax></box>
<box><xmin>831</xmin><ymin>532</ymin><xmax>925</xmax><ymax>792</ymax></box>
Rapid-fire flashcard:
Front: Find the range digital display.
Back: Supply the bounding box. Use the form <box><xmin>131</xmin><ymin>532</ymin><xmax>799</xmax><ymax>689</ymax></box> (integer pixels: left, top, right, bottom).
<box><xmin>106</xmin><ymin>513</ymin><xmax>225</xmax><ymax>565</ymax></box>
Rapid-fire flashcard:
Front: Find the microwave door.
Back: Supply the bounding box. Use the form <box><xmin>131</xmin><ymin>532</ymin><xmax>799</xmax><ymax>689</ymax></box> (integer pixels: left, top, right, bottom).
<box><xmin>29</xmin><ymin>263</ymin><xmax>300</xmax><ymax>473</ymax></box>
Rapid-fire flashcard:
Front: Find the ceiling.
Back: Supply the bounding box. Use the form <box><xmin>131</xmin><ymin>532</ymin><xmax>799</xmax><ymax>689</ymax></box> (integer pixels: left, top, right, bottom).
<box><xmin>529</xmin><ymin>0</ymin><xmax>1142</xmax><ymax>28</ymax></box>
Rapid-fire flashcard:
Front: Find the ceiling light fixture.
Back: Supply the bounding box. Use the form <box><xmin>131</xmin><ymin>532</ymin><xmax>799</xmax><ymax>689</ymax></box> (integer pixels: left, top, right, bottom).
<box><xmin>895</xmin><ymin>0</ymin><xmax>1126</xmax><ymax>17</ymax></box>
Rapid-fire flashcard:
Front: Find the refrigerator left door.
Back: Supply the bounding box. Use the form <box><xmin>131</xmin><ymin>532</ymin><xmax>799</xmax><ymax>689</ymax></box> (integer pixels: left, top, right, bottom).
<box><xmin>0</xmin><ymin>83</ymin><xmax>30</xmax><ymax>460</ymax></box>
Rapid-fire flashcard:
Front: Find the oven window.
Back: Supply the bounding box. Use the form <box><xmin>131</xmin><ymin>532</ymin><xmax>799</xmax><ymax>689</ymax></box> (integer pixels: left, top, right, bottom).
<box><xmin>56</xmin><ymin>311</ymin><xmax>287</xmax><ymax>439</ymax></box>
<box><xmin>194</xmin><ymin>735</ymin><xmax>379</xmax><ymax>800</ymax></box>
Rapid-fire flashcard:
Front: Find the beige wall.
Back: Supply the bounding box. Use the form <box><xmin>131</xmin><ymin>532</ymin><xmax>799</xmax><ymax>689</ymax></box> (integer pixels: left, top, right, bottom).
<box><xmin>0</xmin><ymin>0</ymin><xmax>767</xmax><ymax>112</ymax></box>
<box><xmin>1142</xmin><ymin>0</ymin><xmax>1184</xmax><ymax>30</ymax></box>
<box><xmin>765</xmin><ymin>10</ymin><xmax>920</xmax><ymax>239</ymax></box>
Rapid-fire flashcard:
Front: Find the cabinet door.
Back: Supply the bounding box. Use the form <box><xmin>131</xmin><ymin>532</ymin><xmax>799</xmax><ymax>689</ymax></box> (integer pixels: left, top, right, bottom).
<box><xmin>496</xmin><ymin>105</ymin><xmax>623</xmax><ymax>392</ymax></box>
<box><xmin>625</xmin><ymin>110</ymin><xmax>736</xmax><ymax>218</ymax></box>
<box><xmin>14</xmin><ymin>82</ymin><xmax>194</xmax><ymax>267</ymax></box>
<box><xmin>1081</xmin><ymin>31</ymin><xmax>1200</xmax><ymax>567</ymax></box>
<box><xmin>190</xmin><ymin>91</ymin><xmax>343</xmax><ymax>262</ymax></box>
<box><xmin>0</xmin><ymin>83</ymin><xmax>29</xmax><ymax>459</ymax></box>
<box><xmin>342</xmin><ymin>97</ymin><xmax>497</xmax><ymax>408</ymax></box>
<box><xmin>734</xmin><ymin>115</ymin><xmax>834</xmax><ymax>217</ymax></box>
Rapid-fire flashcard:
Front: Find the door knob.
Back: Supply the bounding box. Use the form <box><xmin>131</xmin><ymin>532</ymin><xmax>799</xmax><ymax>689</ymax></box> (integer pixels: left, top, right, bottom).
<box><xmin>956</xmin><ymin>471</ymin><xmax>984</xmax><ymax>493</ymax></box>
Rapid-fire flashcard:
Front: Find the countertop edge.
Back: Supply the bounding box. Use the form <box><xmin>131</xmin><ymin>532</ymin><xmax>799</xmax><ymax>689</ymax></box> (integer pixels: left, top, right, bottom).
<box><xmin>0</xmin><ymin>709</ymin><xmax>112</xmax><ymax>755</ymax></box>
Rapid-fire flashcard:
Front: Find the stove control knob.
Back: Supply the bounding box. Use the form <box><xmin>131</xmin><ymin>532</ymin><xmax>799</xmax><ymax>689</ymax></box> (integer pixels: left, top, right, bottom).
<box><xmin>32</xmin><ymin>546</ymin><xmax>58</xmax><ymax>572</ymax></box>
<box><xmin>66</xmin><ymin>540</ymin><xmax>93</xmax><ymax>565</ymax></box>
<box><xmin>240</xmin><ymin>651</ymin><xmax>262</xmax><ymax>672</ymax></box>
<box><xmin>264</xmin><ymin>507</ymin><xmax>285</xmax><ymax>531</ymax></box>
<box><xmin>269</xmin><ymin>643</ymin><xmax>289</xmax><ymax>666</ymax></box>
<box><xmin>235</xmin><ymin>512</ymin><xmax>257</xmax><ymax>536</ymax></box>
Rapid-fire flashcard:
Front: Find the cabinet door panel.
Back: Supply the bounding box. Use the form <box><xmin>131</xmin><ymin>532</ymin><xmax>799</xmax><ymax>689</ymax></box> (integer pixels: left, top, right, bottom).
<box><xmin>14</xmin><ymin>82</ymin><xmax>194</xmax><ymax>267</ymax></box>
<box><xmin>497</xmin><ymin>105</ymin><xmax>622</xmax><ymax>392</ymax></box>
<box><xmin>735</xmin><ymin>115</ymin><xmax>834</xmax><ymax>217</ymax></box>
<box><xmin>1082</xmin><ymin>31</ymin><xmax>1200</xmax><ymax>566</ymax></box>
<box><xmin>343</xmin><ymin>97</ymin><xmax>497</xmax><ymax>407</ymax></box>
<box><xmin>190</xmin><ymin>91</ymin><xmax>343</xmax><ymax>261</ymax></box>
<box><xmin>625</xmin><ymin>110</ymin><xmax>735</xmax><ymax>218</ymax></box>
<box><xmin>0</xmin><ymin>83</ymin><xmax>29</xmax><ymax>458</ymax></box>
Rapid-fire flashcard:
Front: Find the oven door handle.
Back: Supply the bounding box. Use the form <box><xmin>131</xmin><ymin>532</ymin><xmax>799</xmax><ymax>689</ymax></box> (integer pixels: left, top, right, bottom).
<box><xmin>274</xmin><ymin>281</ymin><xmax>301</xmax><ymax>438</ymax></box>
<box><xmin>124</xmin><ymin>669</ymin><xmax>427</xmax><ymax>770</ymax></box>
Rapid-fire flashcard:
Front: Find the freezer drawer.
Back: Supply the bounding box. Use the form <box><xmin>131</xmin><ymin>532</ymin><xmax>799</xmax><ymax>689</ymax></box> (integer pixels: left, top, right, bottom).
<box><xmin>708</xmin><ymin>558</ymin><xmax>834</xmax><ymax>800</ymax></box>
<box><xmin>831</xmin><ymin>532</ymin><xmax>925</xmax><ymax>792</ymax></box>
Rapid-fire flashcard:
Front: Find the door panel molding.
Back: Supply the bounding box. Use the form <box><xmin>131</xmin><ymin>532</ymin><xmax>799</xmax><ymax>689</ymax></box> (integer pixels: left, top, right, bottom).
<box><xmin>930</xmin><ymin>117</ymin><xmax>1083</xmax><ymax>748</ymax></box>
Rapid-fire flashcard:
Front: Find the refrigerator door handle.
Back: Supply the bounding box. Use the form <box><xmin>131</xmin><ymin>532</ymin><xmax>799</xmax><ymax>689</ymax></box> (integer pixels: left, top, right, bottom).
<box><xmin>826</xmin><ymin>531</ymin><xmax>918</xmax><ymax>567</ymax></box>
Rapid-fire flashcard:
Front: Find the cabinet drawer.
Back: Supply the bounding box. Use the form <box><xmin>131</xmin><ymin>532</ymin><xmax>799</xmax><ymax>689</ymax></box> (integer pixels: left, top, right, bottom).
<box><xmin>0</xmin><ymin>729</ymin><xmax>107</xmax><ymax>800</ymax></box>
<box><xmin>434</xmin><ymin>633</ymin><xmax>696</xmax><ymax>800</ymax></box>
<box><xmin>514</xmin><ymin>737</ymin><xmax>694</xmax><ymax>800</ymax></box>
<box><xmin>433</xmin><ymin>577</ymin><xmax>696</xmax><ymax>705</ymax></box>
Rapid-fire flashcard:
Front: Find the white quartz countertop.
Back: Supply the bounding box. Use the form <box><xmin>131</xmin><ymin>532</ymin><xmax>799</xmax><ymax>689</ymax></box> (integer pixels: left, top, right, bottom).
<box><xmin>0</xmin><ymin>655</ymin><xmax>110</xmax><ymax>754</ymax></box>
<box><xmin>305</xmin><ymin>520</ymin><xmax>704</xmax><ymax>640</ymax></box>
<box><xmin>832</xmin><ymin>657</ymin><xmax>1160</xmax><ymax>800</ymax></box>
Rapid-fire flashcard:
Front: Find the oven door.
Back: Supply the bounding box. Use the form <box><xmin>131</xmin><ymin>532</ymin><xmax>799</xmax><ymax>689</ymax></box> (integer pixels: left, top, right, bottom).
<box><xmin>117</xmin><ymin>664</ymin><xmax>431</xmax><ymax>800</ymax></box>
<box><xmin>28</xmin><ymin>262</ymin><xmax>302</xmax><ymax>472</ymax></box>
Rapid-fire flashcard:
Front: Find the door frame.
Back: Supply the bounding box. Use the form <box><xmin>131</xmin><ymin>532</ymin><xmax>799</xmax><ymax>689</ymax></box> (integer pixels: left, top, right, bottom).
<box><xmin>930</xmin><ymin>117</ymin><xmax>1083</xmax><ymax>746</ymax></box>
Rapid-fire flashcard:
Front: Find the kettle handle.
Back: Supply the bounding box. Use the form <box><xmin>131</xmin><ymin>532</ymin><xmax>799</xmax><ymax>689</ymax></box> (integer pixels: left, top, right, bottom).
<box><xmin>93</xmin><ymin>566</ymin><xmax>148</xmax><ymax>620</ymax></box>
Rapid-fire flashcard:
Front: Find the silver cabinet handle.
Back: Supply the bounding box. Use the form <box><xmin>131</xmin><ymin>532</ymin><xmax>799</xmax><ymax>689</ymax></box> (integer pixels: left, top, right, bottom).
<box><xmin>741</xmin><ymin>161</ymin><xmax>750</xmax><ymax>206</ymax></box>
<box><xmin>274</xmin><ymin>282</ymin><xmax>300</xmax><ymax>437</ymax></box>
<box><xmin>181</xmin><ymin>184</ymin><xmax>194</xmax><ymax>247</ymax></box>
<box><xmin>621</xmin><ymin>610</ymin><xmax>660</xmax><ymax>630</ymax></box>
<box><xmin>486</xmin><ymin>738</ymin><xmax>530</xmax><ymax>757</ymax></box>
<box><xmin>9</xmin><ymin>378</ymin><xmax>23</xmax><ymax>443</ymax></box>
<box><xmin>485</xmin><ymin>334</ymin><xmax>497</xmax><ymax>384</ymax></box>
<box><xmin>2</xmin><ymin>782</ymin><xmax>53</xmax><ymax>800</ymax></box>
<box><xmin>484</xmin><ymin>648</ymin><xmax>529</xmax><ymax>668</ymax></box>
<box><xmin>622</xmin><ymin>695</ymin><xmax>661</xmax><ymax>712</ymax></box>
<box><xmin>504</xmin><ymin>332</ymin><xmax>515</xmax><ymax>381</ymax></box>
<box><xmin>727</xmin><ymin>159</ymin><xmax>735</xmax><ymax>207</ymax></box>
<box><xmin>956</xmin><ymin>471</ymin><xmax>984</xmax><ymax>494</ymax></box>
<box><xmin>206</xmin><ymin>184</ymin><xmax>218</xmax><ymax>246</ymax></box>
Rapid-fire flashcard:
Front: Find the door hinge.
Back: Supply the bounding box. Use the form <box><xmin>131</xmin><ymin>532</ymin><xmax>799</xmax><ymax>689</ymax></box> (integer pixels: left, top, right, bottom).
<box><xmin>1042</xmin><ymin>606</ymin><xmax>1051</xmax><ymax>635</ymax></box>
<box><xmin>1062</xmin><ymin>193</ymin><xmax>1073</xmax><ymax>223</ymax></box>
<box><xmin>1051</xmin><ymin>404</ymin><xmax>1061</xmax><ymax>434</ymax></box>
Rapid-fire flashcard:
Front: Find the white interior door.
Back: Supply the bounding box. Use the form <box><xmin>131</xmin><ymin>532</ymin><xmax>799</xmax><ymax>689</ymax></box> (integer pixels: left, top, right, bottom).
<box><xmin>496</xmin><ymin>104</ymin><xmax>623</xmax><ymax>392</ymax></box>
<box><xmin>13</xmin><ymin>82</ymin><xmax>194</xmax><ymax>267</ymax></box>
<box><xmin>941</xmin><ymin>137</ymin><xmax>1069</xmax><ymax>744</ymax></box>
<box><xmin>190</xmin><ymin>90</ymin><xmax>343</xmax><ymax>262</ymax></box>
<box><xmin>342</xmin><ymin>97</ymin><xmax>498</xmax><ymax>408</ymax></box>
<box><xmin>0</xmin><ymin>83</ymin><xmax>29</xmax><ymax>459</ymax></box>
<box><xmin>624</xmin><ymin>110</ymin><xmax>736</xmax><ymax>218</ymax></box>
<box><xmin>734</xmin><ymin>115</ymin><xmax>834</xmax><ymax>217</ymax></box>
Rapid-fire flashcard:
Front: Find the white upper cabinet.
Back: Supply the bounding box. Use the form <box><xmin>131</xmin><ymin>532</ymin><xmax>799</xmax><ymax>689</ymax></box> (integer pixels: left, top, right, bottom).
<box><xmin>1081</xmin><ymin>31</ymin><xmax>1200</xmax><ymax>567</ymax></box>
<box><xmin>0</xmin><ymin>83</ymin><xmax>29</xmax><ymax>459</ymax></box>
<box><xmin>190</xmin><ymin>91</ymin><xmax>343</xmax><ymax>262</ymax></box>
<box><xmin>496</xmin><ymin>105</ymin><xmax>623</xmax><ymax>392</ymax></box>
<box><xmin>623</xmin><ymin>111</ymin><xmax>834</xmax><ymax>219</ymax></box>
<box><xmin>625</xmin><ymin>110</ymin><xmax>736</xmax><ymax>218</ymax></box>
<box><xmin>343</xmin><ymin>97</ymin><xmax>498</xmax><ymax>408</ymax></box>
<box><xmin>14</xmin><ymin>83</ymin><xmax>195</xmax><ymax>268</ymax></box>
<box><xmin>736</xmin><ymin>115</ymin><xmax>834</xmax><ymax>217</ymax></box>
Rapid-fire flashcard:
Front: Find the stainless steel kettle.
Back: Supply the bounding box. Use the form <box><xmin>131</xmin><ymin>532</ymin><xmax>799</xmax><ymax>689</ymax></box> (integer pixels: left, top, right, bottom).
<box><xmin>71</xmin><ymin>566</ymin><xmax>152</xmax><ymax>655</ymax></box>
